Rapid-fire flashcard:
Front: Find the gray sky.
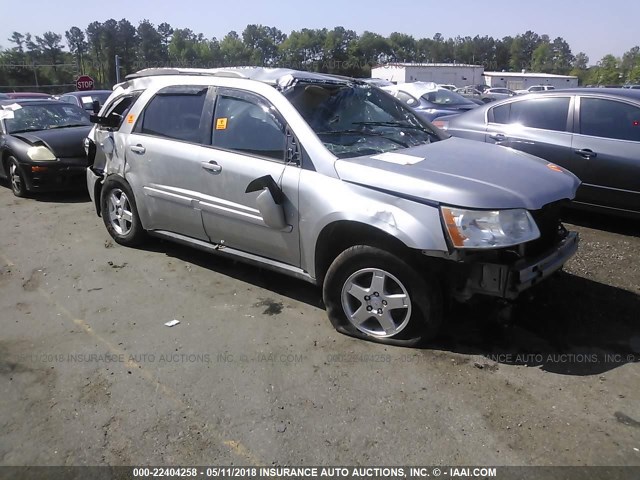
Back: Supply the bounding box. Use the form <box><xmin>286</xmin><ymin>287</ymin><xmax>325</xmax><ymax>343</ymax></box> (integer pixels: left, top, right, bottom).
<box><xmin>0</xmin><ymin>0</ymin><xmax>636</xmax><ymax>65</ymax></box>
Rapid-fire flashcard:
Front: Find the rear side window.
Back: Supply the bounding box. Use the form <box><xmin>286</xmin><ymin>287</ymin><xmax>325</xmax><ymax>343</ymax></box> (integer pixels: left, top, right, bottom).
<box><xmin>492</xmin><ymin>98</ymin><xmax>570</xmax><ymax>132</ymax></box>
<box><xmin>492</xmin><ymin>104</ymin><xmax>510</xmax><ymax>124</ymax></box>
<box><xmin>211</xmin><ymin>90</ymin><xmax>286</xmax><ymax>161</ymax></box>
<box><xmin>580</xmin><ymin>97</ymin><xmax>640</xmax><ymax>142</ymax></box>
<box><xmin>101</xmin><ymin>92</ymin><xmax>141</xmax><ymax>130</ymax></box>
<box><xmin>138</xmin><ymin>87</ymin><xmax>207</xmax><ymax>142</ymax></box>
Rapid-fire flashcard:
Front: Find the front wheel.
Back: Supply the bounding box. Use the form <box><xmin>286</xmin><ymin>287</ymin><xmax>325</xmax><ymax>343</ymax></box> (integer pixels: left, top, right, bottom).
<box><xmin>323</xmin><ymin>245</ymin><xmax>443</xmax><ymax>346</ymax></box>
<box><xmin>100</xmin><ymin>177</ymin><xmax>146</xmax><ymax>246</ymax></box>
<box><xmin>8</xmin><ymin>157</ymin><xmax>28</xmax><ymax>197</ymax></box>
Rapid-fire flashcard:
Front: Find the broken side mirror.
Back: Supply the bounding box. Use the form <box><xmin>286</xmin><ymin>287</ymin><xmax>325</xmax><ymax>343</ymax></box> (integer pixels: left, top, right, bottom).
<box><xmin>246</xmin><ymin>175</ymin><xmax>287</xmax><ymax>230</ymax></box>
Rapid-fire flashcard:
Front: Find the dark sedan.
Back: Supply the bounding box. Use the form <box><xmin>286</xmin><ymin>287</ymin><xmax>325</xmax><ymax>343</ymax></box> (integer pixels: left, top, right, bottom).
<box><xmin>0</xmin><ymin>99</ymin><xmax>92</xmax><ymax>197</ymax></box>
<box><xmin>58</xmin><ymin>90</ymin><xmax>113</xmax><ymax>111</ymax></box>
<box><xmin>433</xmin><ymin>89</ymin><xmax>640</xmax><ymax>218</ymax></box>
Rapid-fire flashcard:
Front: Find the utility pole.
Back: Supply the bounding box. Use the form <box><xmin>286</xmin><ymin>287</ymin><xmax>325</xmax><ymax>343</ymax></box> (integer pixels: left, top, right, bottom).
<box><xmin>115</xmin><ymin>54</ymin><xmax>121</xmax><ymax>83</ymax></box>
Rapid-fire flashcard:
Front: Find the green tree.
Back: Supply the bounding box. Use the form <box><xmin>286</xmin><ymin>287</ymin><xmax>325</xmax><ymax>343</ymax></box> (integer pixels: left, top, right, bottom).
<box><xmin>65</xmin><ymin>26</ymin><xmax>88</xmax><ymax>73</ymax></box>
<box><xmin>219</xmin><ymin>30</ymin><xmax>250</xmax><ymax>66</ymax></box>
<box><xmin>117</xmin><ymin>19</ymin><xmax>138</xmax><ymax>76</ymax></box>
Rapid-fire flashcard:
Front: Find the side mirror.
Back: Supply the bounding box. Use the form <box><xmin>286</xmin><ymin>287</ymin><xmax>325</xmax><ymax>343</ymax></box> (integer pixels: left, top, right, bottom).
<box><xmin>246</xmin><ymin>175</ymin><xmax>288</xmax><ymax>230</ymax></box>
<box><xmin>92</xmin><ymin>100</ymin><xmax>101</xmax><ymax>114</ymax></box>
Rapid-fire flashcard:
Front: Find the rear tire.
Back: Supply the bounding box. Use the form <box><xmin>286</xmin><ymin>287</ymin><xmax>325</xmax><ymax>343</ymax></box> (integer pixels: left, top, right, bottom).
<box><xmin>8</xmin><ymin>157</ymin><xmax>28</xmax><ymax>197</ymax></box>
<box><xmin>323</xmin><ymin>245</ymin><xmax>443</xmax><ymax>346</ymax></box>
<box><xmin>100</xmin><ymin>177</ymin><xmax>146</xmax><ymax>246</ymax></box>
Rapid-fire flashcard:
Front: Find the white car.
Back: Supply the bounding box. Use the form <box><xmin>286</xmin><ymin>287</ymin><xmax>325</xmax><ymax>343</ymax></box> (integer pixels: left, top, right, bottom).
<box><xmin>515</xmin><ymin>85</ymin><xmax>556</xmax><ymax>95</ymax></box>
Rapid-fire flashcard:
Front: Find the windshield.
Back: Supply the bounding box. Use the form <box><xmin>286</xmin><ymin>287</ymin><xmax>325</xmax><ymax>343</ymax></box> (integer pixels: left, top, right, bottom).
<box><xmin>420</xmin><ymin>89</ymin><xmax>474</xmax><ymax>106</ymax></box>
<box><xmin>4</xmin><ymin>103</ymin><xmax>90</xmax><ymax>133</ymax></box>
<box><xmin>285</xmin><ymin>82</ymin><xmax>441</xmax><ymax>159</ymax></box>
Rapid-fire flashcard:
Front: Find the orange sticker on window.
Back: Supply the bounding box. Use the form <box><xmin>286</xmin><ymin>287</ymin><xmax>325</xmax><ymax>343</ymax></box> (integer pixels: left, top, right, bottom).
<box><xmin>215</xmin><ymin>118</ymin><xmax>228</xmax><ymax>130</ymax></box>
<box><xmin>127</xmin><ymin>114</ymin><xmax>135</xmax><ymax>124</ymax></box>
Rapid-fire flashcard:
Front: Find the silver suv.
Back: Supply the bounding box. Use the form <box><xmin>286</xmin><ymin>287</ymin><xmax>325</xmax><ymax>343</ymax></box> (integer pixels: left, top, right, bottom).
<box><xmin>86</xmin><ymin>68</ymin><xmax>580</xmax><ymax>346</ymax></box>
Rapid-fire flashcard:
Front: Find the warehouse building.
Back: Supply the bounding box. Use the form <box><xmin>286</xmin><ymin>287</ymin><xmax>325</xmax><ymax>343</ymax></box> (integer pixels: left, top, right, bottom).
<box><xmin>371</xmin><ymin>63</ymin><xmax>485</xmax><ymax>87</ymax></box>
<box><xmin>483</xmin><ymin>71</ymin><xmax>579</xmax><ymax>90</ymax></box>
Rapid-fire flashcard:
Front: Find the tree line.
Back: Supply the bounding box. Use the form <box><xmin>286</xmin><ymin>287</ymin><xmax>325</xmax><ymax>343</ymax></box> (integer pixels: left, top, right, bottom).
<box><xmin>1</xmin><ymin>20</ymin><xmax>639</xmax><ymax>92</ymax></box>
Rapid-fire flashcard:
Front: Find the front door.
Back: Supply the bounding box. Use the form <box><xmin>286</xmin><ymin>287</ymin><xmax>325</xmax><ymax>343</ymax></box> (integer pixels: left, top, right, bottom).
<box><xmin>485</xmin><ymin>96</ymin><xmax>580</xmax><ymax>179</ymax></box>
<box><xmin>197</xmin><ymin>87</ymin><xmax>301</xmax><ymax>267</ymax></box>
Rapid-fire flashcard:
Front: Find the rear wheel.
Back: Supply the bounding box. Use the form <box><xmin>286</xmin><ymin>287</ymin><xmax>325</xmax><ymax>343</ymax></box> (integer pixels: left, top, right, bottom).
<box><xmin>8</xmin><ymin>157</ymin><xmax>27</xmax><ymax>197</ymax></box>
<box><xmin>100</xmin><ymin>177</ymin><xmax>146</xmax><ymax>246</ymax></box>
<box><xmin>323</xmin><ymin>245</ymin><xmax>443</xmax><ymax>346</ymax></box>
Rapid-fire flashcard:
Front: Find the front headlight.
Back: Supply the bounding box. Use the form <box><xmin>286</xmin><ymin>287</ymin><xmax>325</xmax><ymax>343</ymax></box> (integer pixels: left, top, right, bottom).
<box><xmin>441</xmin><ymin>206</ymin><xmax>540</xmax><ymax>249</ymax></box>
<box><xmin>27</xmin><ymin>145</ymin><xmax>57</xmax><ymax>161</ymax></box>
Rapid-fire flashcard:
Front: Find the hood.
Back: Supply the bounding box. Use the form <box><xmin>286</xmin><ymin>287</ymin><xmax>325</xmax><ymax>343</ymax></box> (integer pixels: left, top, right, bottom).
<box><xmin>13</xmin><ymin>126</ymin><xmax>92</xmax><ymax>158</ymax></box>
<box><xmin>334</xmin><ymin>137</ymin><xmax>580</xmax><ymax>210</ymax></box>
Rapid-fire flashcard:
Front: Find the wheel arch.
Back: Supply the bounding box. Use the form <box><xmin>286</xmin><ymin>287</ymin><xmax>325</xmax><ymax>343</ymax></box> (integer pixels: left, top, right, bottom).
<box><xmin>314</xmin><ymin>220</ymin><xmax>422</xmax><ymax>286</ymax></box>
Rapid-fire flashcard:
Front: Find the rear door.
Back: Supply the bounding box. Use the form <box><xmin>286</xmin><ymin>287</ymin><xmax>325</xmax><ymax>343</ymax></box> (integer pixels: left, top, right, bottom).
<box><xmin>572</xmin><ymin>96</ymin><xmax>640</xmax><ymax>213</ymax></box>
<box><xmin>198</xmin><ymin>87</ymin><xmax>301</xmax><ymax>266</ymax></box>
<box><xmin>485</xmin><ymin>96</ymin><xmax>578</xmax><ymax>175</ymax></box>
<box><xmin>125</xmin><ymin>85</ymin><xmax>211</xmax><ymax>240</ymax></box>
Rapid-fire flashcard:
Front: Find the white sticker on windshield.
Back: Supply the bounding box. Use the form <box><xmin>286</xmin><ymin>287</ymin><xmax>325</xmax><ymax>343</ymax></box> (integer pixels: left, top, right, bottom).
<box><xmin>81</xmin><ymin>96</ymin><xmax>93</xmax><ymax>104</ymax></box>
<box><xmin>2</xmin><ymin>103</ymin><xmax>22</xmax><ymax>111</ymax></box>
<box><xmin>0</xmin><ymin>110</ymin><xmax>15</xmax><ymax>119</ymax></box>
<box><xmin>371</xmin><ymin>152</ymin><xmax>424</xmax><ymax>165</ymax></box>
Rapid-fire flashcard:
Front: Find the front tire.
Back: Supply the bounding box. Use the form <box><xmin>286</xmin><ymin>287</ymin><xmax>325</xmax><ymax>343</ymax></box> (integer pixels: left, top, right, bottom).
<box><xmin>8</xmin><ymin>157</ymin><xmax>28</xmax><ymax>197</ymax></box>
<box><xmin>100</xmin><ymin>177</ymin><xmax>146</xmax><ymax>246</ymax></box>
<box><xmin>323</xmin><ymin>245</ymin><xmax>443</xmax><ymax>346</ymax></box>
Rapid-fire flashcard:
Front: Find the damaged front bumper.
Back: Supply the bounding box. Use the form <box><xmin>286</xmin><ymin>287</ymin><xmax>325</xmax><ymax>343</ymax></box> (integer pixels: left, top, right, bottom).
<box><xmin>454</xmin><ymin>232</ymin><xmax>579</xmax><ymax>300</ymax></box>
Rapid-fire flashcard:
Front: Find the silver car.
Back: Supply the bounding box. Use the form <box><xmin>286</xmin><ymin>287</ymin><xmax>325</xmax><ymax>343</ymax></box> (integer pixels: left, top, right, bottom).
<box><xmin>86</xmin><ymin>68</ymin><xmax>580</xmax><ymax>346</ymax></box>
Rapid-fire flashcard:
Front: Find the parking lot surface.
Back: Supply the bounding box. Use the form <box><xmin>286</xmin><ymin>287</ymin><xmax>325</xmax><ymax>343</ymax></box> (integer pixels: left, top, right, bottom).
<box><xmin>1</xmin><ymin>186</ymin><xmax>639</xmax><ymax>466</ymax></box>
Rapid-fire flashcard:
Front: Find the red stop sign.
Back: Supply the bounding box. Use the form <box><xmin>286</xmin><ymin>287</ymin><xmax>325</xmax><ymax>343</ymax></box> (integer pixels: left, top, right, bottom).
<box><xmin>76</xmin><ymin>75</ymin><xmax>95</xmax><ymax>91</ymax></box>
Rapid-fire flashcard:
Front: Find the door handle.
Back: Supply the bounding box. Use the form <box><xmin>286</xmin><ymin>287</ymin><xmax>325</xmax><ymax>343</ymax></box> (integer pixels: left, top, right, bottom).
<box><xmin>130</xmin><ymin>144</ymin><xmax>146</xmax><ymax>154</ymax></box>
<box><xmin>489</xmin><ymin>133</ymin><xmax>506</xmax><ymax>142</ymax></box>
<box><xmin>574</xmin><ymin>149</ymin><xmax>597</xmax><ymax>159</ymax></box>
<box><xmin>201</xmin><ymin>161</ymin><xmax>222</xmax><ymax>174</ymax></box>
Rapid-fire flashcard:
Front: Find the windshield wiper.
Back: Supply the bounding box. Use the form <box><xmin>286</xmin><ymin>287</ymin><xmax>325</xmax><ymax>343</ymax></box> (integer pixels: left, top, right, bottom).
<box><xmin>47</xmin><ymin>124</ymin><xmax>90</xmax><ymax>129</ymax></box>
<box><xmin>351</xmin><ymin>121</ymin><xmax>425</xmax><ymax>130</ymax></box>
<box><xmin>316</xmin><ymin>129</ymin><xmax>409</xmax><ymax>147</ymax></box>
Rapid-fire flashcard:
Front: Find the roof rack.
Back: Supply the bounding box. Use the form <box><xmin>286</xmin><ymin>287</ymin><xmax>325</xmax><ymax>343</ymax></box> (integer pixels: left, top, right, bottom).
<box><xmin>125</xmin><ymin>68</ymin><xmax>255</xmax><ymax>81</ymax></box>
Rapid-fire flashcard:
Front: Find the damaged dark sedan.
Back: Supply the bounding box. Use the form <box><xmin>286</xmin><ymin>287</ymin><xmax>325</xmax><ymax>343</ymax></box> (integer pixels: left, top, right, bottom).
<box><xmin>0</xmin><ymin>99</ymin><xmax>92</xmax><ymax>197</ymax></box>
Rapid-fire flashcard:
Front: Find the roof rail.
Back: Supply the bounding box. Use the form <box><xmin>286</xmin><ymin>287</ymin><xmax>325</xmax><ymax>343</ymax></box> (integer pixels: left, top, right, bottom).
<box><xmin>125</xmin><ymin>68</ymin><xmax>255</xmax><ymax>81</ymax></box>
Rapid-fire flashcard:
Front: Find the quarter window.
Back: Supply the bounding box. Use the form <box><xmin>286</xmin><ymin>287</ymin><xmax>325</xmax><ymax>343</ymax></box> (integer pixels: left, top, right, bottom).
<box><xmin>138</xmin><ymin>87</ymin><xmax>207</xmax><ymax>142</ymax></box>
<box><xmin>212</xmin><ymin>92</ymin><xmax>286</xmax><ymax>161</ymax></box>
<box><xmin>580</xmin><ymin>97</ymin><xmax>640</xmax><ymax>142</ymax></box>
<box><xmin>102</xmin><ymin>92</ymin><xmax>142</xmax><ymax>130</ymax></box>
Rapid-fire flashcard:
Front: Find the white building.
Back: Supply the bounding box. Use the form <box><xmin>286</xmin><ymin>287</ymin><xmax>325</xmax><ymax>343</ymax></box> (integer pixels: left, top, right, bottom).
<box><xmin>371</xmin><ymin>63</ymin><xmax>485</xmax><ymax>87</ymax></box>
<box><xmin>483</xmin><ymin>71</ymin><xmax>579</xmax><ymax>90</ymax></box>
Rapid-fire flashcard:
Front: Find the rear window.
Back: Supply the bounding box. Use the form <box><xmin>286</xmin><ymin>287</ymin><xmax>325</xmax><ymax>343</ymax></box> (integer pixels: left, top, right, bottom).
<box><xmin>580</xmin><ymin>97</ymin><xmax>640</xmax><ymax>142</ymax></box>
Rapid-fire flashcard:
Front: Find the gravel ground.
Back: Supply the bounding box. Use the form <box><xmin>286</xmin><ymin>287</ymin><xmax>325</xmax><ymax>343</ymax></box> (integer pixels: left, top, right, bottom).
<box><xmin>0</xmin><ymin>185</ymin><xmax>639</xmax><ymax>469</ymax></box>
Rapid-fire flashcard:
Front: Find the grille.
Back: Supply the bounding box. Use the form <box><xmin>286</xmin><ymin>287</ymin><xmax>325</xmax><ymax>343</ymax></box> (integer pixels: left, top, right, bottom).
<box><xmin>526</xmin><ymin>200</ymin><xmax>568</xmax><ymax>257</ymax></box>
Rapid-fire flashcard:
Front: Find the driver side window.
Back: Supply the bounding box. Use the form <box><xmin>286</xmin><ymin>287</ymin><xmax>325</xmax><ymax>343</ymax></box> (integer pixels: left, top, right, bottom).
<box><xmin>211</xmin><ymin>90</ymin><xmax>287</xmax><ymax>161</ymax></box>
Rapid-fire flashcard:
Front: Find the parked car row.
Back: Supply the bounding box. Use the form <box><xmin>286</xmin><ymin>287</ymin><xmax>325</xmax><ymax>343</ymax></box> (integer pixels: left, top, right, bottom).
<box><xmin>380</xmin><ymin>81</ymin><xmax>480</xmax><ymax>120</ymax></box>
<box><xmin>6</xmin><ymin>68</ymin><xmax>638</xmax><ymax>346</ymax></box>
<box><xmin>455</xmin><ymin>86</ymin><xmax>516</xmax><ymax>103</ymax></box>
